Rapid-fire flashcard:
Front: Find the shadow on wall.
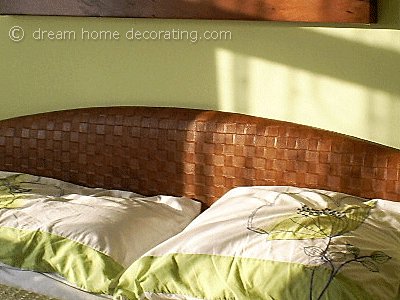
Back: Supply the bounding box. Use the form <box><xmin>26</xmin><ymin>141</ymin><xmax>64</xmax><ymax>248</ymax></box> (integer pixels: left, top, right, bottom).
<box><xmin>225</xmin><ymin>27</ymin><xmax>400</xmax><ymax>96</ymax></box>
<box><xmin>211</xmin><ymin>0</ymin><xmax>400</xmax><ymax>148</ymax></box>
<box><xmin>377</xmin><ymin>0</ymin><xmax>400</xmax><ymax>29</ymax></box>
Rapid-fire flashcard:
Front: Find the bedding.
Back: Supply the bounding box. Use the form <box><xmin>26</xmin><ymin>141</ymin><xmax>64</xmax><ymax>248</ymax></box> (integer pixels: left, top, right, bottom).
<box><xmin>115</xmin><ymin>186</ymin><xmax>400</xmax><ymax>300</ymax></box>
<box><xmin>0</xmin><ymin>171</ymin><xmax>201</xmax><ymax>297</ymax></box>
<box><xmin>0</xmin><ymin>262</ymin><xmax>110</xmax><ymax>300</ymax></box>
<box><xmin>0</xmin><ymin>282</ymin><xmax>59</xmax><ymax>300</ymax></box>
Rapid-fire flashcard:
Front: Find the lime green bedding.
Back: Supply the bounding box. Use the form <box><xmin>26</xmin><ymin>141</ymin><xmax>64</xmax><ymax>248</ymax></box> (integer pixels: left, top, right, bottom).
<box><xmin>0</xmin><ymin>171</ymin><xmax>201</xmax><ymax>296</ymax></box>
<box><xmin>0</xmin><ymin>283</ymin><xmax>60</xmax><ymax>300</ymax></box>
<box><xmin>115</xmin><ymin>186</ymin><xmax>400</xmax><ymax>300</ymax></box>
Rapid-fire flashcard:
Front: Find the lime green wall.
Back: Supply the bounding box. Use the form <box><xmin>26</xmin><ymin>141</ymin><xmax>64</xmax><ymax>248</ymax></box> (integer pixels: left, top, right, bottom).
<box><xmin>1</xmin><ymin>1</ymin><xmax>399</xmax><ymax>148</ymax></box>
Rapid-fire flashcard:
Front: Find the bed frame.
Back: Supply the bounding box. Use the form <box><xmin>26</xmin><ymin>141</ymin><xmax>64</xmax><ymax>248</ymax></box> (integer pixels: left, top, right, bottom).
<box><xmin>0</xmin><ymin>107</ymin><xmax>399</xmax><ymax>207</ymax></box>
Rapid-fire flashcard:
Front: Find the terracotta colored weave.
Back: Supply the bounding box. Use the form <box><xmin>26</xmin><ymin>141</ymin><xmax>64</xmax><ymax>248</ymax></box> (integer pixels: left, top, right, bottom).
<box><xmin>0</xmin><ymin>107</ymin><xmax>399</xmax><ymax>207</ymax></box>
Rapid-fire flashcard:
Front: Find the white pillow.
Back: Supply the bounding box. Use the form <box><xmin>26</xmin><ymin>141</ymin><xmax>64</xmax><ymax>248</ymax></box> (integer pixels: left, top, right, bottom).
<box><xmin>115</xmin><ymin>186</ymin><xmax>400</xmax><ymax>300</ymax></box>
<box><xmin>0</xmin><ymin>171</ymin><xmax>201</xmax><ymax>294</ymax></box>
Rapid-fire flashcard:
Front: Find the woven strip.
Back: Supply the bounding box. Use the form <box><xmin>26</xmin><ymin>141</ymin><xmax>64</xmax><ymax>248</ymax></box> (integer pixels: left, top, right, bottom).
<box><xmin>0</xmin><ymin>107</ymin><xmax>399</xmax><ymax>207</ymax></box>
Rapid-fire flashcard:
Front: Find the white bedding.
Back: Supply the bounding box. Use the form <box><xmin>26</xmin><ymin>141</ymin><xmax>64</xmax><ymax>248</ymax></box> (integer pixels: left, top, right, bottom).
<box><xmin>0</xmin><ymin>263</ymin><xmax>110</xmax><ymax>300</ymax></box>
<box><xmin>0</xmin><ymin>171</ymin><xmax>201</xmax><ymax>298</ymax></box>
<box><xmin>115</xmin><ymin>186</ymin><xmax>400</xmax><ymax>300</ymax></box>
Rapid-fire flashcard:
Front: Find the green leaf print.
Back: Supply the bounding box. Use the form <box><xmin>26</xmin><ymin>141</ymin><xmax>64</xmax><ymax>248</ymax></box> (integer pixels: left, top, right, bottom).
<box><xmin>0</xmin><ymin>174</ymin><xmax>32</xmax><ymax>209</ymax></box>
<box><xmin>370</xmin><ymin>251</ymin><xmax>391</xmax><ymax>264</ymax></box>
<box><xmin>254</xmin><ymin>201</ymin><xmax>376</xmax><ymax>240</ymax></box>
<box><xmin>247</xmin><ymin>195</ymin><xmax>391</xmax><ymax>300</ymax></box>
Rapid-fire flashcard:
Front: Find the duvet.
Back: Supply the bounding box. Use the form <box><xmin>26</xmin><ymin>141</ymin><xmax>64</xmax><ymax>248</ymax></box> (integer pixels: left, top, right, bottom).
<box><xmin>115</xmin><ymin>186</ymin><xmax>400</xmax><ymax>300</ymax></box>
<box><xmin>1</xmin><ymin>173</ymin><xmax>399</xmax><ymax>300</ymax></box>
<box><xmin>0</xmin><ymin>171</ymin><xmax>201</xmax><ymax>296</ymax></box>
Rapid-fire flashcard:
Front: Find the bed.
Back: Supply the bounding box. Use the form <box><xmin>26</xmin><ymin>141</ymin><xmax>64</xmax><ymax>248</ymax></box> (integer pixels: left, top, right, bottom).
<box><xmin>0</xmin><ymin>106</ymin><xmax>399</xmax><ymax>300</ymax></box>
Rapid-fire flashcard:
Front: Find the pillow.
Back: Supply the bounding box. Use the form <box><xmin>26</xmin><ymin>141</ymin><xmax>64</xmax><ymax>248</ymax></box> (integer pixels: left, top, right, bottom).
<box><xmin>114</xmin><ymin>186</ymin><xmax>400</xmax><ymax>300</ymax></box>
<box><xmin>0</xmin><ymin>171</ymin><xmax>201</xmax><ymax>295</ymax></box>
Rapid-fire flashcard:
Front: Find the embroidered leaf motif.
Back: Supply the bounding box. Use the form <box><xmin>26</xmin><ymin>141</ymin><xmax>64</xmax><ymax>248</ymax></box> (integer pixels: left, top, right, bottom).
<box><xmin>0</xmin><ymin>194</ymin><xmax>25</xmax><ymax>209</ymax></box>
<box><xmin>0</xmin><ymin>174</ymin><xmax>32</xmax><ymax>209</ymax></box>
<box><xmin>247</xmin><ymin>194</ymin><xmax>389</xmax><ymax>300</ymax></box>
<box><xmin>0</xmin><ymin>174</ymin><xmax>32</xmax><ymax>193</ymax></box>
<box><xmin>360</xmin><ymin>257</ymin><xmax>379</xmax><ymax>272</ymax></box>
<box><xmin>346</xmin><ymin>244</ymin><xmax>360</xmax><ymax>258</ymax></box>
<box><xmin>326</xmin><ymin>251</ymin><xmax>347</xmax><ymax>262</ymax></box>
<box><xmin>371</xmin><ymin>251</ymin><xmax>391</xmax><ymax>264</ymax></box>
<box><xmin>304</xmin><ymin>246</ymin><xmax>324</xmax><ymax>257</ymax></box>
<box><xmin>307</xmin><ymin>258</ymin><xmax>325</xmax><ymax>266</ymax></box>
<box><xmin>256</xmin><ymin>201</ymin><xmax>376</xmax><ymax>240</ymax></box>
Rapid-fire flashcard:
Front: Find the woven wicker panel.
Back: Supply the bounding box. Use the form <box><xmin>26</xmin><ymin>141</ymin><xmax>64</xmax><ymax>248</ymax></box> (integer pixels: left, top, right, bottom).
<box><xmin>0</xmin><ymin>107</ymin><xmax>399</xmax><ymax>207</ymax></box>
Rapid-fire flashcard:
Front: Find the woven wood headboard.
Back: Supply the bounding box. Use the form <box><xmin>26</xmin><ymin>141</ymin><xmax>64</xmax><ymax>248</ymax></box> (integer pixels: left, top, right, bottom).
<box><xmin>0</xmin><ymin>107</ymin><xmax>399</xmax><ymax>207</ymax></box>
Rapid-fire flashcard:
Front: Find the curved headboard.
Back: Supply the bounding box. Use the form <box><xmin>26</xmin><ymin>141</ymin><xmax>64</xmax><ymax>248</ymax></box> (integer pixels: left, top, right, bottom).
<box><xmin>0</xmin><ymin>107</ymin><xmax>399</xmax><ymax>206</ymax></box>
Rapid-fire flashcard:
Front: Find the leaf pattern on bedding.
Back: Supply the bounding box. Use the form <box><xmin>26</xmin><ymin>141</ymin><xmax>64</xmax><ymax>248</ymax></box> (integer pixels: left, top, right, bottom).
<box><xmin>0</xmin><ymin>283</ymin><xmax>60</xmax><ymax>300</ymax></box>
<box><xmin>247</xmin><ymin>192</ymin><xmax>391</xmax><ymax>300</ymax></box>
<box><xmin>259</xmin><ymin>201</ymin><xmax>375</xmax><ymax>240</ymax></box>
<box><xmin>0</xmin><ymin>173</ymin><xmax>67</xmax><ymax>209</ymax></box>
<box><xmin>0</xmin><ymin>174</ymin><xmax>32</xmax><ymax>209</ymax></box>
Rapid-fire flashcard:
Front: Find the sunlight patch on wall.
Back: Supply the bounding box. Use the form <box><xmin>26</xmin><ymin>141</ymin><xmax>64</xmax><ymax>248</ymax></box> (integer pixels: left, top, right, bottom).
<box><xmin>216</xmin><ymin>48</ymin><xmax>236</xmax><ymax>112</ymax></box>
<box><xmin>305</xmin><ymin>27</ymin><xmax>400</xmax><ymax>53</ymax></box>
<box><xmin>215</xmin><ymin>48</ymin><xmax>399</xmax><ymax>148</ymax></box>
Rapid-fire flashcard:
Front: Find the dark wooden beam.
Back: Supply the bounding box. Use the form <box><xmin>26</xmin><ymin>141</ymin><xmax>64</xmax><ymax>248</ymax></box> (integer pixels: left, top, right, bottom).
<box><xmin>0</xmin><ymin>0</ymin><xmax>377</xmax><ymax>24</ymax></box>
